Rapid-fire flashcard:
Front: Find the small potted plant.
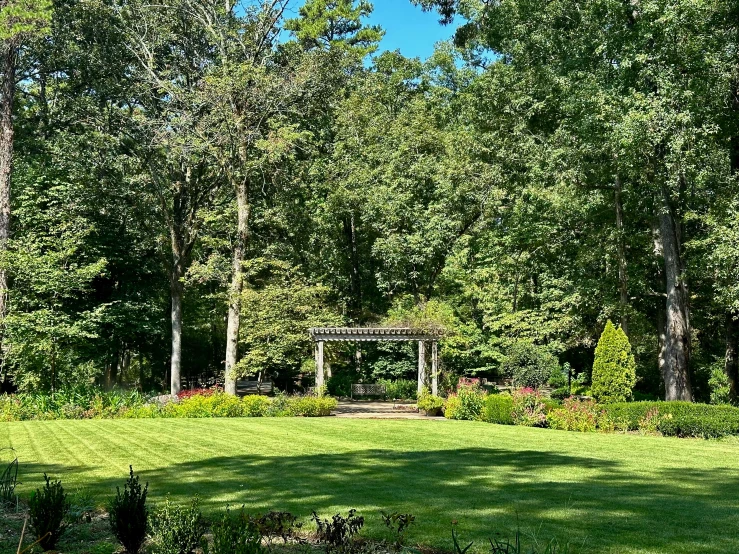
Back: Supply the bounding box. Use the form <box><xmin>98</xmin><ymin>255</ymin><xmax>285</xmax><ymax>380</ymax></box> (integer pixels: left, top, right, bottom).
<box><xmin>417</xmin><ymin>390</ymin><xmax>445</xmax><ymax>417</ymax></box>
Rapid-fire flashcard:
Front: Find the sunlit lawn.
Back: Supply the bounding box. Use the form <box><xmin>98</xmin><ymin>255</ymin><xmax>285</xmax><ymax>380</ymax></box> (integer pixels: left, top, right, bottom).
<box><xmin>3</xmin><ymin>418</ymin><xmax>739</xmax><ymax>553</ymax></box>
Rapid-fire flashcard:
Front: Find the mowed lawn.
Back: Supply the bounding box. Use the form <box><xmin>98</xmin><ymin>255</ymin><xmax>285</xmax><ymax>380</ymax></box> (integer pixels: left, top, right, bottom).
<box><xmin>3</xmin><ymin>418</ymin><xmax>739</xmax><ymax>554</ymax></box>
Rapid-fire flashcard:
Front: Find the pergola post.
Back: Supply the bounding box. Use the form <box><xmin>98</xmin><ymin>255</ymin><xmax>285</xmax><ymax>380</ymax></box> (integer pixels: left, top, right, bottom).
<box><xmin>418</xmin><ymin>340</ymin><xmax>426</xmax><ymax>396</ymax></box>
<box><xmin>315</xmin><ymin>340</ymin><xmax>325</xmax><ymax>391</ymax></box>
<box><xmin>432</xmin><ymin>340</ymin><xmax>439</xmax><ymax>396</ymax></box>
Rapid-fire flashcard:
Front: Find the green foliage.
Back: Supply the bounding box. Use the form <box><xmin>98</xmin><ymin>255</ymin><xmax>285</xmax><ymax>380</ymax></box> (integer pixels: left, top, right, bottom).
<box><xmin>603</xmin><ymin>402</ymin><xmax>739</xmax><ymax>438</ymax></box>
<box><xmin>0</xmin><ymin>449</ymin><xmax>18</xmax><ymax>508</ymax></box>
<box><xmin>151</xmin><ymin>497</ymin><xmax>207</xmax><ymax>554</ymax></box>
<box><xmin>709</xmin><ymin>367</ymin><xmax>732</xmax><ymax>405</ymax></box>
<box><xmin>501</xmin><ymin>342</ymin><xmax>559</xmax><ymax>389</ymax></box>
<box><xmin>591</xmin><ymin>322</ymin><xmax>636</xmax><ymax>404</ymax></box>
<box><xmin>28</xmin><ymin>474</ymin><xmax>70</xmax><ymax>551</ymax></box>
<box><xmin>444</xmin><ymin>386</ymin><xmax>486</xmax><ymax>421</ymax></box>
<box><xmin>235</xmin><ymin>260</ymin><xmax>343</xmax><ymax>382</ymax></box>
<box><xmin>285</xmin><ymin>0</ymin><xmax>383</xmax><ymax>56</ymax></box>
<box><xmin>481</xmin><ymin>394</ymin><xmax>514</xmax><ymax>425</ymax></box>
<box><xmin>417</xmin><ymin>389</ymin><xmax>444</xmax><ymax>414</ymax></box>
<box><xmin>0</xmin><ymin>0</ymin><xmax>51</xmax><ymax>40</ymax></box>
<box><xmin>378</xmin><ymin>379</ymin><xmax>417</xmax><ymax>400</ymax></box>
<box><xmin>511</xmin><ymin>388</ymin><xmax>547</xmax><ymax>427</ymax></box>
<box><xmin>546</xmin><ymin>399</ymin><xmax>602</xmax><ymax>433</ymax></box>
<box><xmin>109</xmin><ymin>466</ymin><xmax>149</xmax><ymax>554</ymax></box>
<box><xmin>205</xmin><ymin>507</ymin><xmax>263</xmax><ymax>554</ymax></box>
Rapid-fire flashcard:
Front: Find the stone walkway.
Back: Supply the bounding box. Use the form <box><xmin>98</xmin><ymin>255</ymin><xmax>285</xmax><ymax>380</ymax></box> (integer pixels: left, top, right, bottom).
<box><xmin>333</xmin><ymin>401</ymin><xmax>445</xmax><ymax>419</ymax></box>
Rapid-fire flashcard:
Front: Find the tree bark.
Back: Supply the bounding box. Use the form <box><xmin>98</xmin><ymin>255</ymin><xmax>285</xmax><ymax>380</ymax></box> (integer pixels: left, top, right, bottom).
<box><xmin>658</xmin><ymin>187</ymin><xmax>692</xmax><ymax>401</ymax></box>
<box><xmin>170</xmin><ymin>259</ymin><xmax>184</xmax><ymax>395</ymax></box>
<box><xmin>614</xmin><ymin>175</ymin><xmax>628</xmax><ymax>336</ymax></box>
<box><xmin>725</xmin><ymin>312</ymin><xmax>739</xmax><ymax>401</ymax></box>
<box><xmin>0</xmin><ymin>40</ymin><xmax>16</xmax><ymax>332</ymax></box>
<box><xmin>224</xmin><ymin>178</ymin><xmax>249</xmax><ymax>394</ymax></box>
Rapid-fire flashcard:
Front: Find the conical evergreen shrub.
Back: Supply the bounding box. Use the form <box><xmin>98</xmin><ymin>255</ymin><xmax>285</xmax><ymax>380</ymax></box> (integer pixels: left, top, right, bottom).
<box><xmin>591</xmin><ymin>320</ymin><xmax>636</xmax><ymax>403</ymax></box>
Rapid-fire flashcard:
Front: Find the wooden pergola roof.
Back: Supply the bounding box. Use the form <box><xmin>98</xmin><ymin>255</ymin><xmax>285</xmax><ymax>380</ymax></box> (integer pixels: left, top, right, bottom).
<box><xmin>308</xmin><ymin>327</ymin><xmax>441</xmax><ymax>342</ymax></box>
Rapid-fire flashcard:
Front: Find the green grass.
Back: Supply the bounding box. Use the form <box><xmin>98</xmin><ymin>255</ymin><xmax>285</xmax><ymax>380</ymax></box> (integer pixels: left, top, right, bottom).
<box><xmin>3</xmin><ymin>418</ymin><xmax>739</xmax><ymax>553</ymax></box>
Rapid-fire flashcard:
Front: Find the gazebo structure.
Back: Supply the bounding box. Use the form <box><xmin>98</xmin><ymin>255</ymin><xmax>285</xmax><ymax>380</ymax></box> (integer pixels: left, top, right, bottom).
<box><xmin>308</xmin><ymin>327</ymin><xmax>442</xmax><ymax>396</ymax></box>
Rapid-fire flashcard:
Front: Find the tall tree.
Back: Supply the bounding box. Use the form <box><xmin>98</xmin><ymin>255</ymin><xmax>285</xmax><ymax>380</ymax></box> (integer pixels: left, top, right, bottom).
<box><xmin>0</xmin><ymin>0</ymin><xmax>50</xmax><ymax>346</ymax></box>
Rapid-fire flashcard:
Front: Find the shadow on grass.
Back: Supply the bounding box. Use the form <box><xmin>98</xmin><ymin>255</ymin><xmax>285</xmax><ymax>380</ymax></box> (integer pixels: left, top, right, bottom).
<box><xmin>17</xmin><ymin>448</ymin><xmax>739</xmax><ymax>553</ymax></box>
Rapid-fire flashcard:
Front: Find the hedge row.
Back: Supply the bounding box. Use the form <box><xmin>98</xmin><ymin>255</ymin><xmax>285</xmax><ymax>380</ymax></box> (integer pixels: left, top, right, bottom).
<box><xmin>602</xmin><ymin>401</ymin><xmax>739</xmax><ymax>438</ymax></box>
<box><xmin>0</xmin><ymin>391</ymin><xmax>338</xmax><ymax>421</ymax></box>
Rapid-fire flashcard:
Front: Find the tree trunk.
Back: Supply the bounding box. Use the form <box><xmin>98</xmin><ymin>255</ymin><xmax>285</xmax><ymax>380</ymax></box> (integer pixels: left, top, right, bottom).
<box><xmin>170</xmin><ymin>261</ymin><xmax>184</xmax><ymax>395</ymax></box>
<box><xmin>614</xmin><ymin>175</ymin><xmax>628</xmax><ymax>336</ymax></box>
<box><xmin>658</xmin><ymin>188</ymin><xmax>692</xmax><ymax>401</ymax></box>
<box><xmin>224</xmin><ymin>178</ymin><xmax>249</xmax><ymax>394</ymax></box>
<box><xmin>0</xmin><ymin>40</ymin><xmax>16</xmax><ymax>332</ymax></box>
<box><xmin>725</xmin><ymin>312</ymin><xmax>739</xmax><ymax>401</ymax></box>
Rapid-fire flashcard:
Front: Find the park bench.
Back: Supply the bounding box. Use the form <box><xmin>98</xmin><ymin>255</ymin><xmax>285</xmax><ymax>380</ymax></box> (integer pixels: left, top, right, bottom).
<box><xmin>236</xmin><ymin>380</ymin><xmax>274</xmax><ymax>396</ymax></box>
<box><xmin>351</xmin><ymin>383</ymin><xmax>386</xmax><ymax>400</ymax></box>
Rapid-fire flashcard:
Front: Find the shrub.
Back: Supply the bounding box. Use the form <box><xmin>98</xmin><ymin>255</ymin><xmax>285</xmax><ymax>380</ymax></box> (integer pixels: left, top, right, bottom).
<box><xmin>327</xmin><ymin>373</ymin><xmax>353</xmax><ymax>397</ymax></box>
<box><xmin>378</xmin><ymin>379</ymin><xmax>417</xmax><ymax>400</ymax></box>
<box><xmin>151</xmin><ymin>497</ymin><xmax>207</xmax><ymax>554</ymax></box>
<box><xmin>109</xmin><ymin>466</ymin><xmax>149</xmax><ymax>554</ymax></box>
<box><xmin>417</xmin><ymin>389</ymin><xmax>444</xmax><ymax>415</ymax></box>
<box><xmin>550</xmin><ymin>387</ymin><xmax>571</xmax><ymax>401</ymax></box>
<box><xmin>501</xmin><ymin>342</ymin><xmax>559</xmax><ymax>389</ymax></box>
<box><xmin>603</xmin><ymin>401</ymin><xmax>739</xmax><ymax>438</ymax></box>
<box><xmin>206</xmin><ymin>507</ymin><xmax>263</xmax><ymax>554</ymax></box>
<box><xmin>381</xmin><ymin>511</ymin><xmax>415</xmax><ymax>551</ymax></box>
<box><xmin>511</xmin><ymin>388</ymin><xmax>547</xmax><ymax>427</ymax></box>
<box><xmin>444</xmin><ymin>394</ymin><xmax>462</xmax><ymax>420</ymax></box>
<box><xmin>444</xmin><ymin>385</ymin><xmax>486</xmax><ymax>420</ymax></box>
<box><xmin>709</xmin><ymin>367</ymin><xmax>732</xmax><ymax>405</ymax></box>
<box><xmin>242</xmin><ymin>395</ymin><xmax>270</xmax><ymax>417</ymax></box>
<box><xmin>28</xmin><ymin>474</ymin><xmax>70</xmax><ymax>551</ymax></box>
<box><xmin>546</xmin><ymin>398</ymin><xmax>601</xmax><ymax>432</ymax></box>
<box><xmin>591</xmin><ymin>321</ymin><xmax>636</xmax><ymax>403</ymax></box>
<box><xmin>312</xmin><ymin>509</ymin><xmax>365</xmax><ymax>554</ymax></box>
<box><xmin>289</xmin><ymin>395</ymin><xmax>338</xmax><ymax>417</ymax></box>
<box><xmin>481</xmin><ymin>394</ymin><xmax>514</xmax><ymax>425</ymax></box>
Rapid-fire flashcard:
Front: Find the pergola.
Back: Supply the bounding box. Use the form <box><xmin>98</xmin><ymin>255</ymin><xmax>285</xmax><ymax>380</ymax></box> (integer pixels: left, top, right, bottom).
<box><xmin>308</xmin><ymin>327</ymin><xmax>442</xmax><ymax>396</ymax></box>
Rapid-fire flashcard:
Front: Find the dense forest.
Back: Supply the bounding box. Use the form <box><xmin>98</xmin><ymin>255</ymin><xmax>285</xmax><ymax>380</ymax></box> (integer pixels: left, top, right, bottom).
<box><xmin>1</xmin><ymin>0</ymin><xmax>738</xmax><ymax>402</ymax></box>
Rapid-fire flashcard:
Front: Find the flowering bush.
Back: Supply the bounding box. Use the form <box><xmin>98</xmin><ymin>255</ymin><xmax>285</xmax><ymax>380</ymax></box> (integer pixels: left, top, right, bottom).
<box><xmin>546</xmin><ymin>398</ymin><xmax>603</xmax><ymax>432</ymax></box>
<box><xmin>444</xmin><ymin>385</ymin><xmax>486</xmax><ymax>421</ymax></box>
<box><xmin>511</xmin><ymin>388</ymin><xmax>547</xmax><ymax>427</ymax></box>
<box><xmin>457</xmin><ymin>377</ymin><xmax>481</xmax><ymax>390</ymax></box>
<box><xmin>637</xmin><ymin>407</ymin><xmax>666</xmax><ymax>435</ymax></box>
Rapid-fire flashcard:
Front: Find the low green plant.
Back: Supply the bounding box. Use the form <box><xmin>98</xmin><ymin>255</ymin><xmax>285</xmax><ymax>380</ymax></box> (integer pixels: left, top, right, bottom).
<box><xmin>109</xmin><ymin>466</ymin><xmax>149</xmax><ymax>554</ymax></box>
<box><xmin>381</xmin><ymin>511</ymin><xmax>415</xmax><ymax>551</ymax></box>
<box><xmin>151</xmin><ymin>497</ymin><xmax>207</xmax><ymax>554</ymax></box>
<box><xmin>546</xmin><ymin>398</ymin><xmax>601</xmax><ymax>432</ymax></box>
<box><xmin>205</xmin><ymin>506</ymin><xmax>263</xmax><ymax>554</ymax></box>
<box><xmin>28</xmin><ymin>474</ymin><xmax>71</xmax><ymax>551</ymax></box>
<box><xmin>378</xmin><ymin>379</ymin><xmax>417</xmax><ymax>400</ymax></box>
<box><xmin>0</xmin><ymin>448</ymin><xmax>18</xmax><ymax>509</ymax></box>
<box><xmin>603</xmin><ymin>401</ymin><xmax>739</xmax><ymax>438</ymax></box>
<box><xmin>242</xmin><ymin>395</ymin><xmax>271</xmax><ymax>417</ymax></box>
<box><xmin>417</xmin><ymin>389</ymin><xmax>444</xmax><ymax>415</ymax></box>
<box><xmin>289</xmin><ymin>395</ymin><xmax>338</xmax><ymax>417</ymax></box>
<box><xmin>481</xmin><ymin>394</ymin><xmax>514</xmax><ymax>425</ymax></box>
<box><xmin>511</xmin><ymin>388</ymin><xmax>547</xmax><ymax>427</ymax></box>
<box><xmin>444</xmin><ymin>386</ymin><xmax>486</xmax><ymax>421</ymax></box>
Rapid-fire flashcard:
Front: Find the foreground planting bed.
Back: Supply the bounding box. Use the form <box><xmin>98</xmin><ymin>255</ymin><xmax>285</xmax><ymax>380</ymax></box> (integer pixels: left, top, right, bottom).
<box><xmin>3</xmin><ymin>418</ymin><xmax>739</xmax><ymax>553</ymax></box>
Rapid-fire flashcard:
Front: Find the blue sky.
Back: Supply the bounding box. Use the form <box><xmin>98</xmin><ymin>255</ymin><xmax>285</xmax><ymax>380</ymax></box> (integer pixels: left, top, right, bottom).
<box><xmin>365</xmin><ymin>1</ymin><xmax>455</xmax><ymax>59</ymax></box>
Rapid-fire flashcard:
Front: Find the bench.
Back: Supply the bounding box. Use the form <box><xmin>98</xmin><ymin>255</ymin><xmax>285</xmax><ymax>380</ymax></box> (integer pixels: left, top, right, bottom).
<box><xmin>236</xmin><ymin>380</ymin><xmax>274</xmax><ymax>396</ymax></box>
<box><xmin>351</xmin><ymin>383</ymin><xmax>386</xmax><ymax>400</ymax></box>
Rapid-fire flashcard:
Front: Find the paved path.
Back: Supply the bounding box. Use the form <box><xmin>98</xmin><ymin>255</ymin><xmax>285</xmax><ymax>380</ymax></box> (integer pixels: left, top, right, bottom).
<box><xmin>333</xmin><ymin>400</ymin><xmax>444</xmax><ymax>419</ymax></box>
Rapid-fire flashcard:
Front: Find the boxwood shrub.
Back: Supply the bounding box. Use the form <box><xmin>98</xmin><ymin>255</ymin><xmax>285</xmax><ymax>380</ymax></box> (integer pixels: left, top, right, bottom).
<box><xmin>603</xmin><ymin>401</ymin><xmax>739</xmax><ymax>438</ymax></box>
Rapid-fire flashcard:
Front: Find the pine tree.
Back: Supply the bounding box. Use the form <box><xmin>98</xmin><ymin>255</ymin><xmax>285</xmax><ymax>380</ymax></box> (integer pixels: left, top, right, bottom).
<box><xmin>591</xmin><ymin>320</ymin><xmax>636</xmax><ymax>403</ymax></box>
